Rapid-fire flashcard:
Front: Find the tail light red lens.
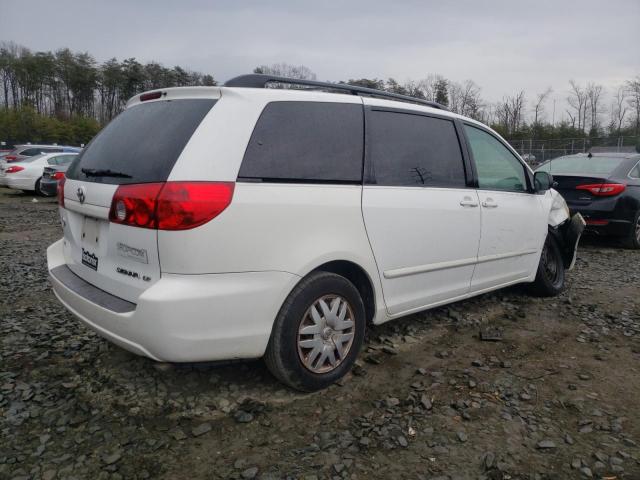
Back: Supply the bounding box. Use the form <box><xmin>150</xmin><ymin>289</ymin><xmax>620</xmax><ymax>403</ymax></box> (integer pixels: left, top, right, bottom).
<box><xmin>5</xmin><ymin>155</ymin><xmax>17</xmax><ymax>162</ymax></box>
<box><xmin>109</xmin><ymin>183</ymin><xmax>164</xmax><ymax>229</ymax></box>
<box><xmin>52</xmin><ymin>172</ymin><xmax>65</xmax><ymax>180</ymax></box>
<box><xmin>108</xmin><ymin>182</ymin><xmax>234</xmax><ymax>230</ymax></box>
<box><xmin>57</xmin><ymin>177</ymin><xmax>66</xmax><ymax>207</ymax></box>
<box><xmin>5</xmin><ymin>166</ymin><xmax>24</xmax><ymax>173</ymax></box>
<box><xmin>576</xmin><ymin>183</ymin><xmax>626</xmax><ymax>196</ymax></box>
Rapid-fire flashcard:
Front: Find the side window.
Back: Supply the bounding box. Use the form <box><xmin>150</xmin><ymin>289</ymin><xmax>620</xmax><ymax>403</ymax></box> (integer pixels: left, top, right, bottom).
<box><xmin>21</xmin><ymin>148</ymin><xmax>43</xmax><ymax>156</ymax></box>
<box><xmin>464</xmin><ymin>125</ymin><xmax>528</xmax><ymax>192</ymax></box>
<box><xmin>239</xmin><ymin>102</ymin><xmax>363</xmax><ymax>182</ymax></box>
<box><xmin>630</xmin><ymin>163</ymin><xmax>640</xmax><ymax>178</ymax></box>
<box><xmin>54</xmin><ymin>155</ymin><xmax>75</xmax><ymax>165</ymax></box>
<box><xmin>367</xmin><ymin>111</ymin><xmax>466</xmax><ymax>187</ymax></box>
<box><xmin>47</xmin><ymin>157</ymin><xmax>58</xmax><ymax>165</ymax></box>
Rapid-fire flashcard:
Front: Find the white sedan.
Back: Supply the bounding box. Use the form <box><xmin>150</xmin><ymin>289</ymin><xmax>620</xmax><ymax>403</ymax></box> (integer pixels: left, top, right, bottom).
<box><xmin>0</xmin><ymin>152</ymin><xmax>78</xmax><ymax>194</ymax></box>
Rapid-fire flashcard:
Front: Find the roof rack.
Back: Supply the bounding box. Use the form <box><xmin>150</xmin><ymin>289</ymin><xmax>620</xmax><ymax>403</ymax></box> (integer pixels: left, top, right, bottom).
<box><xmin>224</xmin><ymin>74</ymin><xmax>448</xmax><ymax>110</ymax></box>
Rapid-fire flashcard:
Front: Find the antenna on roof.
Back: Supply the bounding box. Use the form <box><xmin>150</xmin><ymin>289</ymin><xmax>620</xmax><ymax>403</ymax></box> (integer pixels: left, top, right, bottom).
<box><xmin>224</xmin><ymin>74</ymin><xmax>448</xmax><ymax>111</ymax></box>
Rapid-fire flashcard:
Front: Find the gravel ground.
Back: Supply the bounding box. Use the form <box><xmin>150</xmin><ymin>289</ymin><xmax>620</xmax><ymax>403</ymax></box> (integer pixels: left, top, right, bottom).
<box><xmin>1</xmin><ymin>186</ymin><xmax>639</xmax><ymax>480</ymax></box>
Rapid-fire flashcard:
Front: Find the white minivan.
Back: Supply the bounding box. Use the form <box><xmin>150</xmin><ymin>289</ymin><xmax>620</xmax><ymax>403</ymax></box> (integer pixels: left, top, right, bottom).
<box><xmin>47</xmin><ymin>75</ymin><xmax>584</xmax><ymax>391</ymax></box>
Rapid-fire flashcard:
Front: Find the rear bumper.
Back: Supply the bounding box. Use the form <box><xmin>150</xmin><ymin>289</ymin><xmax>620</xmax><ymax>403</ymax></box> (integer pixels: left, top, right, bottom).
<box><xmin>568</xmin><ymin>206</ymin><xmax>635</xmax><ymax>237</ymax></box>
<box><xmin>583</xmin><ymin>219</ymin><xmax>633</xmax><ymax>237</ymax></box>
<box><xmin>47</xmin><ymin>238</ymin><xmax>300</xmax><ymax>362</ymax></box>
<box><xmin>40</xmin><ymin>178</ymin><xmax>59</xmax><ymax>196</ymax></box>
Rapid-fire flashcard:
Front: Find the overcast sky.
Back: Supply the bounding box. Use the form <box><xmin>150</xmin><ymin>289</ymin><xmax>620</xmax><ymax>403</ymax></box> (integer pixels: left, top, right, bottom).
<box><xmin>2</xmin><ymin>0</ymin><xmax>639</xmax><ymax>120</ymax></box>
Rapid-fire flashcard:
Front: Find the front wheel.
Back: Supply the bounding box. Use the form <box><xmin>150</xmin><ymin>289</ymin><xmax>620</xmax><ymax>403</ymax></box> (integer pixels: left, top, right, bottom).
<box><xmin>264</xmin><ymin>271</ymin><xmax>366</xmax><ymax>392</ymax></box>
<box><xmin>529</xmin><ymin>234</ymin><xmax>565</xmax><ymax>297</ymax></box>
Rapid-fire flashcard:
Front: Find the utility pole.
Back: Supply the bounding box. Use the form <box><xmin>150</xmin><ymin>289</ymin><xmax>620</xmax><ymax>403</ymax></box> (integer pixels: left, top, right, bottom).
<box><xmin>552</xmin><ymin>99</ymin><xmax>556</xmax><ymax>126</ymax></box>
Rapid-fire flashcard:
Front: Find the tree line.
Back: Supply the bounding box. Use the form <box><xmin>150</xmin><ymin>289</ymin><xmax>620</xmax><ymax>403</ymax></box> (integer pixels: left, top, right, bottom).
<box><xmin>1</xmin><ymin>42</ymin><xmax>638</xmax><ymax>147</ymax></box>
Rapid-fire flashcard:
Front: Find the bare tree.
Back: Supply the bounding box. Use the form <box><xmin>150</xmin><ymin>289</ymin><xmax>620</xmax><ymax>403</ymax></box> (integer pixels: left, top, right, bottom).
<box><xmin>532</xmin><ymin>87</ymin><xmax>552</xmax><ymax>127</ymax></box>
<box><xmin>609</xmin><ymin>85</ymin><xmax>628</xmax><ymax>136</ymax></box>
<box><xmin>495</xmin><ymin>91</ymin><xmax>525</xmax><ymax>135</ymax></box>
<box><xmin>627</xmin><ymin>75</ymin><xmax>640</xmax><ymax>136</ymax></box>
<box><xmin>416</xmin><ymin>74</ymin><xmax>447</xmax><ymax>102</ymax></box>
<box><xmin>586</xmin><ymin>82</ymin><xmax>604</xmax><ymax>133</ymax></box>
<box><xmin>567</xmin><ymin>80</ymin><xmax>587</xmax><ymax>132</ymax></box>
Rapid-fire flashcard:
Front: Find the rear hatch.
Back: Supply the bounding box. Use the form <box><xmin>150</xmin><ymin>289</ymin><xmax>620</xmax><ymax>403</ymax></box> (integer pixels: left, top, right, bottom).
<box><xmin>61</xmin><ymin>96</ymin><xmax>217</xmax><ymax>303</ymax></box>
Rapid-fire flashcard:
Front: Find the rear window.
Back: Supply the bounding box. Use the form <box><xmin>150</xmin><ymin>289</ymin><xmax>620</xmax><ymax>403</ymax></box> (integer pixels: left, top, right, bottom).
<box><xmin>238</xmin><ymin>101</ymin><xmax>363</xmax><ymax>183</ymax></box>
<box><xmin>537</xmin><ymin>156</ymin><xmax>626</xmax><ymax>176</ymax></box>
<box><xmin>66</xmin><ymin>99</ymin><xmax>216</xmax><ymax>184</ymax></box>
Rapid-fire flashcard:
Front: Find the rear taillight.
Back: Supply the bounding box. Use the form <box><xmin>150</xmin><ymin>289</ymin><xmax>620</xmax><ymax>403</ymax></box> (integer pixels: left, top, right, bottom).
<box><xmin>108</xmin><ymin>182</ymin><xmax>234</xmax><ymax>230</ymax></box>
<box><xmin>52</xmin><ymin>172</ymin><xmax>65</xmax><ymax>180</ymax></box>
<box><xmin>5</xmin><ymin>155</ymin><xmax>17</xmax><ymax>162</ymax></box>
<box><xmin>57</xmin><ymin>177</ymin><xmax>66</xmax><ymax>207</ymax></box>
<box><xmin>5</xmin><ymin>166</ymin><xmax>24</xmax><ymax>173</ymax></box>
<box><xmin>576</xmin><ymin>183</ymin><xmax>626</xmax><ymax>196</ymax></box>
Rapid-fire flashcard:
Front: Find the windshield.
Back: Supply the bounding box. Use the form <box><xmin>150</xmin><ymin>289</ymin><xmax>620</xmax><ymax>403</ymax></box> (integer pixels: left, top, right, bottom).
<box><xmin>66</xmin><ymin>99</ymin><xmax>216</xmax><ymax>184</ymax></box>
<box><xmin>537</xmin><ymin>156</ymin><xmax>625</xmax><ymax>176</ymax></box>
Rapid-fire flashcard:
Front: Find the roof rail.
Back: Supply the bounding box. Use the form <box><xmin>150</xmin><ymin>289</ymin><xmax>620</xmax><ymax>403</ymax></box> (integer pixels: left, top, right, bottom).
<box><xmin>224</xmin><ymin>74</ymin><xmax>448</xmax><ymax>111</ymax></box>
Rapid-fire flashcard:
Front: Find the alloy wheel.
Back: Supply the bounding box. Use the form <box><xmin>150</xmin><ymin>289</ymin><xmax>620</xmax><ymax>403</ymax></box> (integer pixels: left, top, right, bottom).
<box><xmin>297</xmin><ymin>294</ymin><xmax>355</xmax><ymax>374</ymax></box>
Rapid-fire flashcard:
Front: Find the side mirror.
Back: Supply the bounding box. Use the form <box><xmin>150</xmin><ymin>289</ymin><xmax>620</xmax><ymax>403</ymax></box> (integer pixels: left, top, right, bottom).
<box><xmin>534</xmin><ymin>171</ymin><xmax>554</xmax><ymax>192</ymax></box>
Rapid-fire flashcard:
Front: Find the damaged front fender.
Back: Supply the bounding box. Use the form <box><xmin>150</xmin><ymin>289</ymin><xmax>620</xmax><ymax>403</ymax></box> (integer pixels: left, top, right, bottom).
<box><xmin>549</xmin><ymin>213</ymin><xmax>586</xmax><ymax>270</ymax></box>
<box><xmin>544</xmin><ymin>189</ymin><xmax>586</xmax><ymax>270</ymax></box>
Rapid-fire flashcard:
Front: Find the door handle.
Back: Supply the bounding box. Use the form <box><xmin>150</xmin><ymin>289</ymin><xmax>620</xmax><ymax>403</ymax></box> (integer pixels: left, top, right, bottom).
<box><xmin>459</xmin><ymin>196</ymin><xmax>478</xmax><ymax>207</ymax></box>
<box><xmin>482</xmin><ymin>199</ymin><xmax>498</xmax><ymax>208</ymax></box>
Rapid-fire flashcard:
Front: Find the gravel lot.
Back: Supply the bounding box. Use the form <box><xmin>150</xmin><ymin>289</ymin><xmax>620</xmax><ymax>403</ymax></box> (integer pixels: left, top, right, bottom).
<box><xmin>1</xmin><ymin>187</ymin><xmax>639</xmax><ymax>480</ymax></box>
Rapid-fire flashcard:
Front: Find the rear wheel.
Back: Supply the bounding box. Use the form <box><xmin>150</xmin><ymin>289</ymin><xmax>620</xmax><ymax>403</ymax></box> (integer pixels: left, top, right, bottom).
<box><xmin>35</xmin><ymin>178</ymin><xmax>46</xmax><ymax>196</ymax></box>
<box><xmin>530</xmin><ymin>234</ymin><xmax>565</xmax><ymax>297</ymax></box>
<box><xmin>622</xmin><ymin>210</ymin><xmax>640</xmax><ymax>249</ymax></box>
<box><xmin>264</xmin><ymin>271</ymin><xmax>366</xmax><ymax>392</ymax></box>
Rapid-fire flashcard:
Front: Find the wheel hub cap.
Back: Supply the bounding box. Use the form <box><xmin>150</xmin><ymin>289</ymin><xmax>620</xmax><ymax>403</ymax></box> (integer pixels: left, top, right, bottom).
<box><xmin>297</xmin><ymin>294</ymin><xmax>356</xmax><ymax>374</ymax></box>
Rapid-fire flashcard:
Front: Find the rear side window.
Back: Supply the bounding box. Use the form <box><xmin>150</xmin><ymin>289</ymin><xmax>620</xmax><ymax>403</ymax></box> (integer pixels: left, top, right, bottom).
<box><xmin>48</xmin><ymin>155</ymin><xmax>76</xmax><ymax>165</ymax></box>
<box><xmin>21</xmin><ymin>148</ymin><xmax>46</xmax><ymax>156</ymax></box>
<box><xmin>367</xmin><ymin>111</ymin><xmax>466</xmax><ymax>187</ymax></box>
<box><xmin>67</xmin><ymin>99</ymin><xmax>215</xmax><ymax>184</ymax></box>
<box><xmin>630</xmin><ymin>162</ymin><xmax>640</xmax><ymax>178</ymax></box>
<box><xmin>239</xmin><ymin>102</ymin><xmax>363</xmax><ymax>183</ymax></box>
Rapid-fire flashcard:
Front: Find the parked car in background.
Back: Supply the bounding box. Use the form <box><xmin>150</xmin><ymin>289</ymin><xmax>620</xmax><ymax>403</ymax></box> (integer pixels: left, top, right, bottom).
<box><xmin>0</xmin><ymin>152</ymin><xmax>78</xmax><ymax>194</ymax></box>
<box><xmin>47</xmin><ymin>75</ymin><xmax>584</xmax><ymax>391</ymax></box>
<box><xmin>40</xmin><ymin>164</ymin><xmax>70</xmax><ymax>196</ymax></box>
<box><xmin>536</xmin><ymin>152</ymin><xmax>640</xmax><ymax>248</ymax></box>
<box><xmin>1</xmin><ymin>144</ymin><xmax>81</xmax><ymax>164</ymax></box>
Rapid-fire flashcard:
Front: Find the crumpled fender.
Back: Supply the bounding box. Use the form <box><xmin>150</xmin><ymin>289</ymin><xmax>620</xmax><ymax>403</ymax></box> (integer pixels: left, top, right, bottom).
<box><xmin>547</xmin><ymin>189</ymin><xmax>570</xmax><ymax>227</ymax></box>
<box><xmin>541</xmin><ymin>189</ymin><xmax>585</xmax><ymax>270</ymax></box>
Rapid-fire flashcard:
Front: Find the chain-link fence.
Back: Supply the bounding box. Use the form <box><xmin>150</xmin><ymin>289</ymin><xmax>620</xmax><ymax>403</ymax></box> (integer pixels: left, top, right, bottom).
<box><xmin>506</xmin><ymin>136</ymin><xmax>639</xmax><ymax>166</ymax></box>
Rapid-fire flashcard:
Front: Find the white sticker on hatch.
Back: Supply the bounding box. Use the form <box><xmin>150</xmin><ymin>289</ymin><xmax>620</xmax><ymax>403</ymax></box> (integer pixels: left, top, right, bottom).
<box><xmin>116</xmin><ymin>242</ymin><xmax>149</xmax><ymax>264</ymax></box>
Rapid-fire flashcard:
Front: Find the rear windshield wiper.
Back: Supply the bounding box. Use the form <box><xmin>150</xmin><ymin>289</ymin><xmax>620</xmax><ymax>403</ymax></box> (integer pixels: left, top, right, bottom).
<box><xmin>81</xmin><ymin>168</ymin><xmax>132</xmax><ymax>178</ymax></box>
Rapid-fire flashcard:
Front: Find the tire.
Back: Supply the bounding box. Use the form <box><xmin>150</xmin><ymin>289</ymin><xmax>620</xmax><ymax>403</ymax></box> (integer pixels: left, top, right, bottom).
<box><xmin>264</xmin><ymin>271</ymin><xmax>366</xmax><ymax>392</ymax></box>
<box><xmin>529</xmin><ymin>234</ymin><xmax>565</xmax><ymax>297</ymax></box>
<box><xmin>35</xmin><ymin>178</ymin><xmax>46</xmax><ymax>196</ymax></box>
<box><xmin>622</xmin><ymin>210</ymin><xmax>640</xmax><ymax>249</ymax></box>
